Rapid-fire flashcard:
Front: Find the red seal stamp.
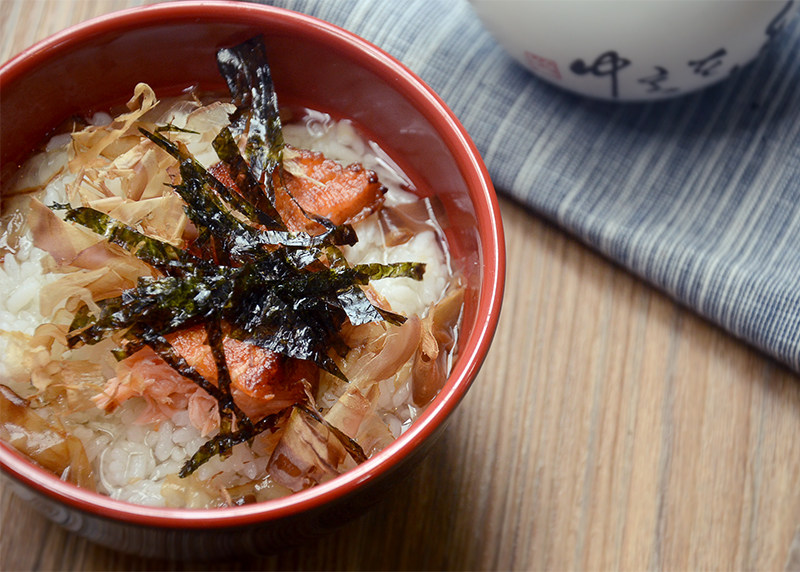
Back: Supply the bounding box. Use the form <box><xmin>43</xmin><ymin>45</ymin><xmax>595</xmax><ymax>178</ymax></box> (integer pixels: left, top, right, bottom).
<box><xmin>524</xmin><ymin>52</ymin><xmax>561</xmax><ymax>80</ymax></box>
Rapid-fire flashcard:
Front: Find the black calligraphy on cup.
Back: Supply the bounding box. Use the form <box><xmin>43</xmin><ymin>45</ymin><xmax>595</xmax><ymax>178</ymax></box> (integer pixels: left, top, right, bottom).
<box><xmin>569</xmin><ymin>50</ymin><xmax>631</xmax><ymax>98</ymax></box>
<box><xmin>637</xmin><ymin>66</ymin><xmax>680</xmax><ymax>94</ymax></box>
<box><xmin>688</xmin><ymin>48</ymin><xmax>727</xmax><ymax>77</ymax></box>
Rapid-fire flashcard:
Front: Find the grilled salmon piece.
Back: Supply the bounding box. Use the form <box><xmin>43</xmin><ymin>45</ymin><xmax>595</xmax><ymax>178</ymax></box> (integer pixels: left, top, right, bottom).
<box><xmin>95</xmin><ymin>325</ymin><xmax>316</xmax><ymax>433</ymax></box>
<box><xmin>165</xmin><ymin>325</ymin><xmax>308</xmax><ymax>404</ymax></box>
<box><xmin>274</xmin><ymin>145</ymin><xmax>385</xmax><ymax>233</ymax></box>
<box><xmin>206</xmin><ymin>144</ymin><xmax>385</xmax><ymax>234</ymax></box>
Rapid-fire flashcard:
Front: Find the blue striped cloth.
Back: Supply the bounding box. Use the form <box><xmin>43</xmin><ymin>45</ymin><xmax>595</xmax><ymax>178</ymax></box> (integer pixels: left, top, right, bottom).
<box><xmin>253</xmin><ymin>0</ymin><xmax>800</xmax><ymax>372</ymax></box>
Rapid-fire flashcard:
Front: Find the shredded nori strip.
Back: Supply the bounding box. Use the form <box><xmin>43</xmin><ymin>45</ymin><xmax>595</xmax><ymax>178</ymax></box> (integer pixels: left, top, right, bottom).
<box><xmin>59</xmin><ymin>36</ymin><xmax>425</xmax><ymax>477</ymax></box>
<box><xmin>155</xmin><ymin>123</ymin><xmax>198</xmax><ymax>135</ymax></box>
<box><xmin>212</xmin><ymin>127</ymin><xmax>286</xmax><ymax>230</ymax></box>
<box><xmin>205</xmin><ymin>317</ymin><xmax>238</xmax><ymax>438</ymax></box>
<box><xmin>216</xmin><ymin>35</ymin><xmax>284</xmax><ymax>188</ymax></box>
<box><xmin>60</xmin><ymin>206</ymin><xmax>209</xmax><ymax>272</ymax></box>
<box><xmin>179</xmin><ymin>409</ymin><xmax>286</xmax><ymax>478</ymax></box>
<box><xmin>179</xmin><ymin>404</ymin><xmax>368</xmax><ymax>478</ymax></box>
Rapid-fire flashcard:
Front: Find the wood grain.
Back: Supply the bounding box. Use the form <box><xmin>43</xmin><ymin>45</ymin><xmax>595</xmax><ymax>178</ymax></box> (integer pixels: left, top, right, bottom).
<box><xmin>2</xmin><ymin>2</ymin><xmax>799</xmax><ymax>570</ymax></box>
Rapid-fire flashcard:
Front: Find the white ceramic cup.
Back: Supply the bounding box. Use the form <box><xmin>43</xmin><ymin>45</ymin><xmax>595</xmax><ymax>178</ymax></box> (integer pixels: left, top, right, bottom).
<box><xmin>469</xmin><ymin>0</ymin><xmax>798</xmax><ymax>101</ymax></box>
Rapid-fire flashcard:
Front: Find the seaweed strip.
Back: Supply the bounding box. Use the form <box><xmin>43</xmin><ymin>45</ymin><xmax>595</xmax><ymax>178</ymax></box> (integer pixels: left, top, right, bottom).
<box><xmin>179</xmin><ymin>408</ymin><xmax>286</xmax><ymax>477</ymax></box>
<box><xmin>212</xmin><ymin>127</ymin><xmax>286</xmax><ymax>230</ymax></box>
<box><xmin>216</xmin><ymin>35</ymin><xmax>284</xmax><ymax>188</ymax></box>
<box><xmin>62</xmin><ymin>206</ymin><xmax>207</xmax><ymax>273</ymax></box>
<box><xmin>353</xmin><ymin>261</ymin><xmax>426</xmax><ymax>281</ymax></box>
<box><xmin>155</xmin><ymin>123</ymin><xmax>198</xmax><ymax>135</ymax></box>
<box><xmin>205</xmin><ymin>318</ymin><xmax>236</xmax><ymax>438</ymax></box>
<box><xmin>67</xmin><ymin>271</ymin><xmax>233</xmax><ymax>347</ymax></box>
<box><xmin>179</xmin><ymin>404</ymin><xmax>368</xmax><ymax>478</ymax></box>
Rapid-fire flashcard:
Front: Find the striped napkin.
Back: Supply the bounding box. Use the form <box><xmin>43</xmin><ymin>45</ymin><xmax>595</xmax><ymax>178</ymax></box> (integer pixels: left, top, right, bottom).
<box><xmin>253</xmin><ymin>0</ymin><xmax>800</xmax><ymax>372</ymax></box>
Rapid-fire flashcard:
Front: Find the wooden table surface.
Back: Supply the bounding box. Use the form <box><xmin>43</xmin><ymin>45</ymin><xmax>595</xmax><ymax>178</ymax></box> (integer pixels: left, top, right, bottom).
<box><xmin>2</xmin><ymin>1</ymin><xmax>800</xmax><ymax>570</ymax></box>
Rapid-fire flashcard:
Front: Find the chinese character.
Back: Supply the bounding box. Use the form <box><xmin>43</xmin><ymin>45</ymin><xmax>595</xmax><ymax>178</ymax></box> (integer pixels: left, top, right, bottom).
<box><xmin>688</xmin><ymin>49</ymin><xmax>727</xmax><ymax>77</ymax></box>
<box><xmin>570</xmin><ymin>50</ymin><xmax>631</xmax><ymax>99</ymax></box>
<box><xmin>637</xmin><ymin>66</ymin><xmax>679</xmax><ymax>94</ymax></box>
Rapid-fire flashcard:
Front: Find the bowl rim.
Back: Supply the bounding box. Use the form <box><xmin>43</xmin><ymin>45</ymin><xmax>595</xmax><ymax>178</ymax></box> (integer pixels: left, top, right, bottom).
<box><xmin>0</xmin><ymin>0</ymin><xmax>505</xmax><ymax>528</ymax></box>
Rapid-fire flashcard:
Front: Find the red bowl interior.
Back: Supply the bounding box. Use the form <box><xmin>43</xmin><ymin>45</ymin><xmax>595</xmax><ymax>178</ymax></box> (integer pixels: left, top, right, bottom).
<box><xmin>0</xmin><ymin>0</ymin><xmax>504</xmax><ymax>538</ymax></box>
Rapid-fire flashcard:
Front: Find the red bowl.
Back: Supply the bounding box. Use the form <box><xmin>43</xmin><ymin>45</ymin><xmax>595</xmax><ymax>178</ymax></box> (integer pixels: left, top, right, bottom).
<box><xmin>0</xmin><ymin>1</ymin><xmax>504</xmax><ymax>558</ymax></box>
